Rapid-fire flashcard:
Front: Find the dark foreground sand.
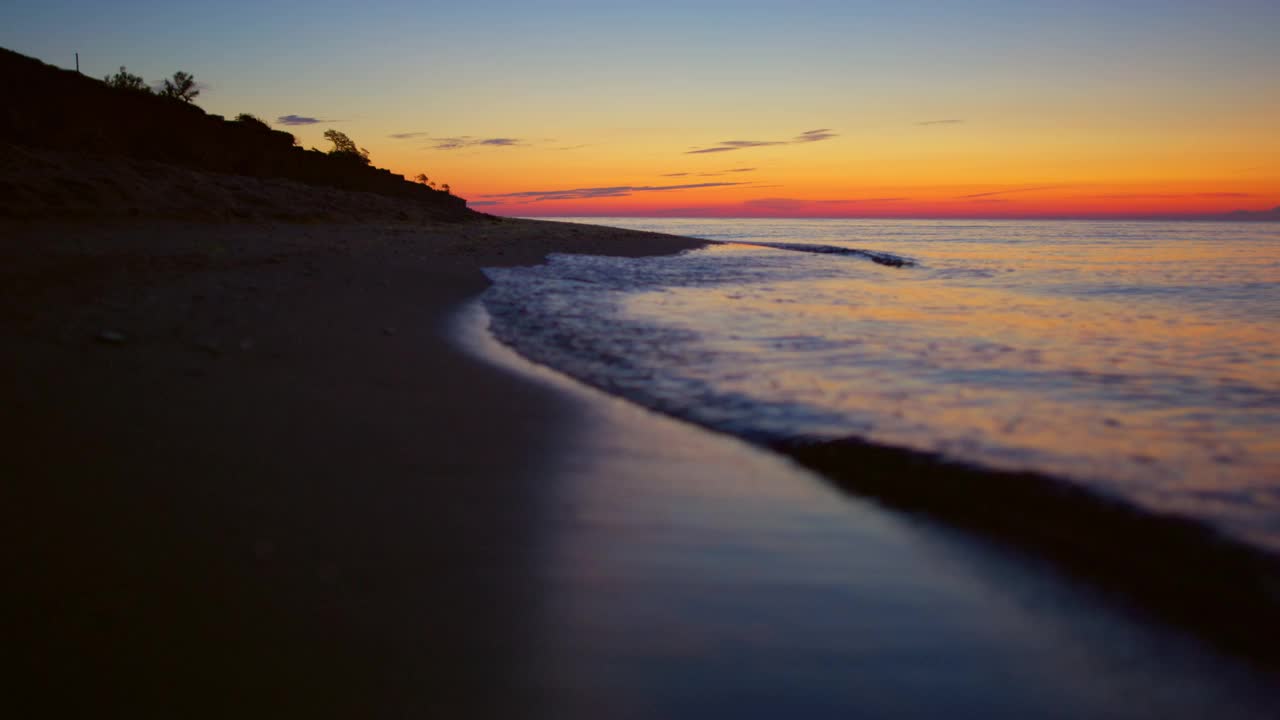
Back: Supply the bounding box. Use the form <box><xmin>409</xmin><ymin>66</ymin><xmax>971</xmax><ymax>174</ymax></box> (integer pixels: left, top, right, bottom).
<box><xmin>3</xmin><ymin>218</ymin><xmax>701</xmax><ymax>716</ymax></box>
<box><xmin>7</xmin><ymin>217</ymin><xmax>1280</xmax><ymax>719</ymax></box>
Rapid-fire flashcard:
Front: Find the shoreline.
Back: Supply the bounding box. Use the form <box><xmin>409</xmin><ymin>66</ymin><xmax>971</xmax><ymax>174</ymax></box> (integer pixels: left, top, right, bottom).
<box><xmin>4</xmin><ymin>216</ymin><xmax>704</xmax><ymax>717</ymax></box>
<box><xmin>775</xmin><ymin>435</ymin><xmax>1280</xmax><ymax>667</ymax></box>
<box><xmin>476</xmin><ymin>222</ymin><xmax>1280</xmax><ymax>670</ymax></box>
<box><xmin>450</xmin><ymin>297</ymin><xmax>1280</xmax><ymax>717</ymax></box>
<box><xmin>6</xmin><ymin>215</ymin><xmax>1279</xmax><ymax>715</ymax></box>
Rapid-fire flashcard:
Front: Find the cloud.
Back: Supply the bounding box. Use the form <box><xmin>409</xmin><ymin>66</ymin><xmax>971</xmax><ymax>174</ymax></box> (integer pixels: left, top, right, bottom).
<box><xmin>957</xmin><ymin>185</ymin><xmax>1063</xmax><ymax>199</ymax></box>
<box><xmin>685</xmin><ymin>128</ymin><xmax>838</xmax><ymax>154</ymax></box>
<box><xmin>1087</xmin><ymin>192</ymin><xmax>1256</xmax><ymax>200</ymax></box>
<box><xmin>480</xmin><ymin>181</ymin><xmax>747</xmax><ymax>203</ymax></box>
<box><xmin>432</xmin><ymin>136</ymin><xmax>524</xmax><ymax>150</ymax></box>
<box><xmin>816</xmin><ymin>197</ymin><xmax>908</xmax><ymax>203</ymax></box>
<box><xmin>917</xmin><ymin>119</ymin><xmax>964</xmax><ymax>126</ymax></box>
<box><xmin>277</xmin><ymin>114</ymin><xmax>323</xmax><ymax>126</ymax></box>
<box><xmin>390</xmin><ymin>132</ymin><xmax>531</xmax><ymax>149</ymax></box>
<box><xmin>687</xmin><ymin>141</ymin><xmax>783</xmax><ymax>154</ymax></box>
<box><xmin>666</xmin><ymin>167</ymin><xmax>755</xmax><ymax>178</ymax></box>
<box><xmin>793</xmin><ymin>128</ymin><xmax>837</xmax><ymax>143</ymax></box>
<box><xmin>743</xmin><ymin>198</ymin><xmax>808</xmax><ymax>211</ymax></box>
<box><xmin>741</xmin><ymin>197</ymin><xmax>910</xmax><ymax>212</ymax></box>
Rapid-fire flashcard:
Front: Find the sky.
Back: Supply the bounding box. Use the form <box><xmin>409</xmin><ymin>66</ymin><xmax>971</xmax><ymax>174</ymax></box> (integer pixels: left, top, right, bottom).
<box><xmin>3</xmin><ymin>0</ymin><xmax>1278</xmax><ymax>218</ymax></box>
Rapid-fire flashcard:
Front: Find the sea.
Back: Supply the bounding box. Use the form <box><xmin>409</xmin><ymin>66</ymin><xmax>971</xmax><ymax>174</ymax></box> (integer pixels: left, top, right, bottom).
<box><xmin>482</xmin><ymin>218</ymin><xmax>1280</xmax><ymax>556</ymax></box>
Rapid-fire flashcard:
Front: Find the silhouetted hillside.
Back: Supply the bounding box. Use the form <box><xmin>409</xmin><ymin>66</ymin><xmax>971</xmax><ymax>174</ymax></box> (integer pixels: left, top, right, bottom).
<box><xmin>0</xmin><ymin>47</ymin><xmax>471</xmax><ymax>219</ymax></box>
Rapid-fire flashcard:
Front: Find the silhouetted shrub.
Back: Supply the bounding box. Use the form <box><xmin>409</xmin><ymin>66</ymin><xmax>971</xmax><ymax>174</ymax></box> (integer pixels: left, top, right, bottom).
<box><xmin>323</xmin><ymin>129</ymin><xmax>370</xmax><ymax>165</ymax></box>
<box><xmin>104</xmin><ymin>66</ymin><xmax>148</xmax><ymax>92</ymax></box>
<box><xmin>158</xmin><ymin>71</ymin><xmax>199</xmax><ymax>103</ymax></box>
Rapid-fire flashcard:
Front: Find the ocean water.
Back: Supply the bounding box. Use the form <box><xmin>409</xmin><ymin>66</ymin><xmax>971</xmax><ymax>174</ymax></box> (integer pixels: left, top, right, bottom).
<box><xmin>483</xmin><ymin>218</ymin><xmax>1280</xmax><ymax>554</ymax></box>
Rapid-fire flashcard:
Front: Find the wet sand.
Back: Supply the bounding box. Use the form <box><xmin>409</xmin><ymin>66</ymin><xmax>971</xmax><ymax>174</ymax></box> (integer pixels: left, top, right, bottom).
<box><xmin>460</xmin><ymin>301</ymin><xmax>1280</xmax><ymax>719</ymax></box>
<box><xmin>5</xmin><ymin>217</ymin><xmax>1278</xmax><ymax>718</ymax></box>
<box><xmin>4</xmin><ymin>218</ymin><xmax>699</xmax><ymax>717</ymax></box>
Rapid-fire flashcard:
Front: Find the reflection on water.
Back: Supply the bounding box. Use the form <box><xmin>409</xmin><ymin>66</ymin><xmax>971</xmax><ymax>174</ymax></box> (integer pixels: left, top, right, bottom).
<box><xmin>487</xmin><ymin>219</ymin><xmax>1280</xmax><ymax>552</ymax></box>
<box><xmin>459</xmin><ymin>302</ymin><xmax>1280</xmax><ymax>719</ymax></box>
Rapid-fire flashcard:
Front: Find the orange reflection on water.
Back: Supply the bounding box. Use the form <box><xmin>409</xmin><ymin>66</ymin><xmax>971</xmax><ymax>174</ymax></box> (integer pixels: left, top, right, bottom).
<box><xmin>619</xmin><ymin>227</ymin><xmax>1280</xmax><ymax>548</ymax></box>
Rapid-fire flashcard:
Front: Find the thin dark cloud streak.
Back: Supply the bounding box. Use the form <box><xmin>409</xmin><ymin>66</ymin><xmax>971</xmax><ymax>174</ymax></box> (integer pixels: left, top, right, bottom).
<box><xmin>433</xmin><ymin>136</ymin><xmax>524</xmax><ymax>150</ymax></box>
<box><xmin>1087</xmin><ymin>192</ymin><xmax>1255</xmax><ymax>200</ymax></box>
<box><xmin>721</xmin><ymin>140</ymin><xmax>787</xmax><ymax>148</ymax></box>
<box><xmin>817</xmin><ymin>197</ymin><xmax>909</xmax><ymax>203</ymax></box>
<box><xmin>793</xmin><ymin>129</ymin><xmax>836</xmax><ymax>142</ymax></box>
<box><xmin>742</xmin><ymin>197</ymin><xmax>910</xmax><ymax>210</ymax></box>
<box><xmin>277</xmin><ymin>114</ymin><xmax>323</xmax><ymax>126</ymax></box>
<box><xmin>482</xmin><ymin>181</ymin><xmax>748</xmax><ymax>203</ymax></box>
<box><xmin>666</xmin><ymin>167</ymin><xmax>756</xmax><ymax>178</ymax></box>
<box><xmin>686</xmin><ymin>129</ymin><xmax>838</xmax><ymax>154</ymax></box>
<box><xmin>390</xmin><ymin>133</ymin><xmax>527</xmax><ymax>149</ymax></box>
<box><xmin>917</xmin><ymin>119</ymin><xmax>964</xmax><ymax>126</ymax></box>
<box><xmin>958</xmin><ymin>185</ymin><xmax>1063</xmax><ymax>199</ymax></box>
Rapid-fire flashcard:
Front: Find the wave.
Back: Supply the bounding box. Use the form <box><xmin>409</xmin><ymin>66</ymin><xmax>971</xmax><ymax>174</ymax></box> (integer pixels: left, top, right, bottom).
<box><xmin>772</xmin><ymin>434</ymin><xmax>1280</xmax><ymax>668</ymax></box>
<box><xmin>480</xmin><ymin>239</ymin><xmax>1280</xmax><ymax>669</ymax></box>
<box><xmin>729</xmin><ymin>241</ymin><xmax>917</xmax><ymax>267</ymax></box>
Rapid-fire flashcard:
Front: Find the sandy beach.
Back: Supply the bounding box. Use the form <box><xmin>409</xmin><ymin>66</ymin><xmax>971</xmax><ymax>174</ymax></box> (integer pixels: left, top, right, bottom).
<box><xmin>7</xmin><ymin>212</ymin><xmax>1280</xmax><ymax>718</ymax></box>
<box><xmin>3</xmin><ymin>14</ymin><xmax>1278</xmax><ymax>713</ymax></box>
<box><xmin>3</xmin><ymin>217</ymin><xmax>704</xmax><ymax>716</ymax></box>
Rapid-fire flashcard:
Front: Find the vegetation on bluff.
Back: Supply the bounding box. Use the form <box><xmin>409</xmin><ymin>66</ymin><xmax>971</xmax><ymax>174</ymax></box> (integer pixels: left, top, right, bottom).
<box><xmin>323</xmin><ymin>129</ymin><xmax>370</xmax><ymax>166</ymax></box>
<box><xmin>103</xmin><ymin>66</ymin><xmax>147</xmax><ymax>92</ymax></box>
<box><xmin>105</xmin><ymin>66</ymin><xmax>200</xmax><ymax>103</ymax></box>
<box><xmin>0</xmin><ymin>47</ymin><xmax>467</xmax><ymax>217</ymax></box>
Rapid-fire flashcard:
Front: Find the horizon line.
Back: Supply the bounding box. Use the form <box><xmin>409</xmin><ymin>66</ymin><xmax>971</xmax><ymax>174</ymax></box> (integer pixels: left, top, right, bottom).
<box><xmin>501</xmin><ymin>212</ymin><xmax>1280</xmax><ymax>223</ymax></box>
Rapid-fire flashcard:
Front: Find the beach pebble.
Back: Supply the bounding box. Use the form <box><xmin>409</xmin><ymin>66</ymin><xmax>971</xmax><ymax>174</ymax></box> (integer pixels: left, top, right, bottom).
<box><xmin>96</xmin><ymin>329</ymin><xmax>127</xmax><ymax>344</ymax></box>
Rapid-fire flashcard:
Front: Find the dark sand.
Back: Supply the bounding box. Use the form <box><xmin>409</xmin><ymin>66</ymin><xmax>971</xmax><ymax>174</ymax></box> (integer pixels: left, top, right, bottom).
<box><xmin>3</xmin><ymin>218</ymin><xmax>701</xmax><ymax>717</ymax></box>
<box><xmin>7</xmin><ymin>216</ymin><xmax>1280</xmax><ymax>718</ymax></box>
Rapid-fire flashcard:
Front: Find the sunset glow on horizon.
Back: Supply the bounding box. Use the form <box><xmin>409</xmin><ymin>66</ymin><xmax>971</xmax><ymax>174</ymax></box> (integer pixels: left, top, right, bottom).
<box><xmin>4</xmin><ymin>0</ymin><xmax>1277</xmax><ymax>219</ymax></box>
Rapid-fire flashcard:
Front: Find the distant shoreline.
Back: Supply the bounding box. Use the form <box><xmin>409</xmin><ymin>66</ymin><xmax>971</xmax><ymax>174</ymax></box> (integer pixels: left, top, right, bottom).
<box><xmin>510</xmin><ymin>212</ymin><xmax>1280</xmax><ymax>222</ymax></box>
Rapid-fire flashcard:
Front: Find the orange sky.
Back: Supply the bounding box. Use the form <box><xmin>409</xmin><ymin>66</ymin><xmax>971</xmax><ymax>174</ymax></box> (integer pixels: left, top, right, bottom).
<box><xmin>385</xmin><ymin>124</ymin><xmax>1278</xmax><ymax>218</ymax></box>
<box><xmin>5</xmin><ymin>1</ymin><xmax>1278</xmax><ymax>219</ymax></box>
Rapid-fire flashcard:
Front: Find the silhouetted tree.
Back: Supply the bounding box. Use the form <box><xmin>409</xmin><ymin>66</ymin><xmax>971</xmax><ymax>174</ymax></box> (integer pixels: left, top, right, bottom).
<box><xmin>441</xmin><ymin>183</ymin><xmax>451</xmax><ymax>194</ymax></box>
<box><xmin>323</xmin><ymin>129</ymin><xmax>371</xmax><ymax>165</ymax></box>
<box><xmin>104</xmin><ymin>66</ymin><xmax>149</xmax><ymax>92</ymax></box>
<box><xmin>159</xmin><ymin>71</ymin><xmax>199</xmax><ymax>103</ymax></box>
<box><xmin>413</xmin><ymin>173</ymin><xmax>429</xmax><ymax>185</ymax></box>
<box><xmin>324</xmin><ymin>129</ymin><xmax>357</xmax><ymax>154</ymax></box>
